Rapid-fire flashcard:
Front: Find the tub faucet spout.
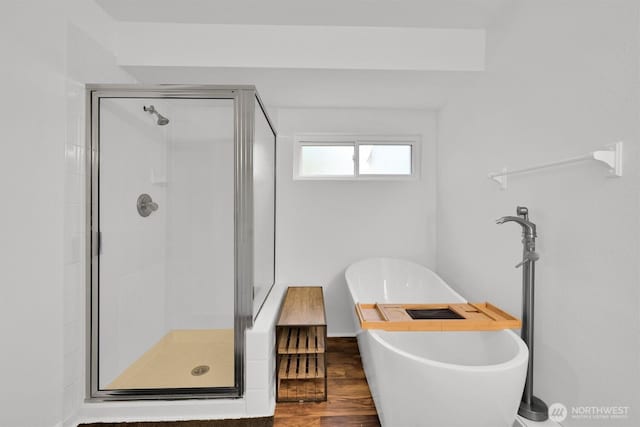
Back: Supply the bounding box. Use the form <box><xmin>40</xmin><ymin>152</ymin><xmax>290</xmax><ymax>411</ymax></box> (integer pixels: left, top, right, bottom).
<box><xmin>496</xmin><ymin>216</ymin><xmax>537</xmax><ymax>239</ymax></box>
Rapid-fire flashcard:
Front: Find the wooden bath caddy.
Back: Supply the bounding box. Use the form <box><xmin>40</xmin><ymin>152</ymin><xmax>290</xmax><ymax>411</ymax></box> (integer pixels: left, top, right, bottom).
<box><xmin>355</xmin><ymin>302</ymin><xmax>521</xmax><ymax>331</ymax></box>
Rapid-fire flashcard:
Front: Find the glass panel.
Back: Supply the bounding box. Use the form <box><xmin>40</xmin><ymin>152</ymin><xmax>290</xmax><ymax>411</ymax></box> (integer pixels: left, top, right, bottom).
<box><xmin>253</xmin><ymin>100</ymin><xmax>276</xmax><ymax>317</ymax></box>
<box><xmin>300</xmin><ymin>145</ymin><xmax>355</xmax><ymax>176</ymax></box>
<box><xmin>359</xmin><ymin>144</ymin><xmax>412</xmax><ymax>175</ymax></box>
<box><xmin>98</xmin><ymin>98</ymin><xmax>235</xmax><ymax>390</ymax></box>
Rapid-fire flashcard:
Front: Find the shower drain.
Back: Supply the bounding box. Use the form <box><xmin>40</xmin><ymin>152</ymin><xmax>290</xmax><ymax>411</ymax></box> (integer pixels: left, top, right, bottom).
<box><xmin>191</xmin><ymin>365</ymin><xmax>210</xmax><ymax>376</ymax></box>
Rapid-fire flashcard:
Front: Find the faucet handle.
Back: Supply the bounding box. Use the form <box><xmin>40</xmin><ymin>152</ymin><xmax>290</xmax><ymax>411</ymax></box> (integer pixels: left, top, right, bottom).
<box><xmin>515</xmin><ymin>251</ymin><xmax>539</xmax><ymax>268</ymax></box>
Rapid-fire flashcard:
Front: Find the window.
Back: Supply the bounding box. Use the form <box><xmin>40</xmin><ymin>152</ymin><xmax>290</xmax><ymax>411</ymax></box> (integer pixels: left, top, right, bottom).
<box><xmin>300</xmin><ymin>145</ymin><xmax>354</xmax><ymax>177</ymax></box>
<box><xmin>359</xmin><ymin>144</ymin><xmax>412</xmax><ymax>175</ymax></box>
<box><xmin>294</xmin><ymin>134</ymin><xmax>420</xmax><ymax>180</ymax></box>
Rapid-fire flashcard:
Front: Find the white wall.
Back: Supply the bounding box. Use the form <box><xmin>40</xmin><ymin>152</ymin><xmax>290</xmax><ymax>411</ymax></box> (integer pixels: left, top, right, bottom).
<box><xmin>1</xmin><ymin>1</ymin><xmax>136</xmax><ymax>426</ymax></box>
<box><xmin>0</xmin><ymin>3</ymin><xmax>66</xmax><ymax>426</ymax></box>
<box><xmin>276</xmin><ymin>107</ymin><xmax>438</xmax><ymax>335</ymax></box>
<box><xmin>436</xmin><ymin>1</ymin><xmax>640</xmax><ymax>425</ymax></box>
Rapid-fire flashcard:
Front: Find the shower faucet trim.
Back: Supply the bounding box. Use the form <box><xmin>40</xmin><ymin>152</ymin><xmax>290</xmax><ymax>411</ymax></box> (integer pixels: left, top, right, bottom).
<box><xmin>137</xmin><ymin>193</ymin><xmax>159</xmax><ymax>217</ymax></box>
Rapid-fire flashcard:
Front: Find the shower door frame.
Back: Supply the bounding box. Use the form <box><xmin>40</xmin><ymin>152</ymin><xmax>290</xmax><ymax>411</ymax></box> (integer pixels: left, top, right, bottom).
<box><xmin>86</xmin><ymin>85</ymin><xmax>274</xmax><ymax>400</ymax></box>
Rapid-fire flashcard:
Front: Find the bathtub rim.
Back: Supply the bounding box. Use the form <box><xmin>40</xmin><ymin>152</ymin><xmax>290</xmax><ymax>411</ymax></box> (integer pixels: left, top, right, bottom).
<box><xmin>346</xmin><ymin>257</ymin><xmax>529</xmax><ymax>372</ymax></box>
<box><xmin>366</xmin><ymin>328</ymin><xmax>528</xmax><ymax>372</ymax></box>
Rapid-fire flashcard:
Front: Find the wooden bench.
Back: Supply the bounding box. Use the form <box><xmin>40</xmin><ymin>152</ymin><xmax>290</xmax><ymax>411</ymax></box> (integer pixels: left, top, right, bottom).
<box><xmin>276</xmin><ymin>286</ymin><xmax>327</xmax><ymax>402</ymax></box>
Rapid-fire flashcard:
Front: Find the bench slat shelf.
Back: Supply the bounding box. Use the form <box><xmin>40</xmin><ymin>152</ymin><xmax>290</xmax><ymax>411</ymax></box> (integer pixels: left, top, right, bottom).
<box><xmin>278</xmin><ymin>354</ymin><xmax>325</xmax><ymax>379</ymax></box>
<box><xmin>278</xmin><ymin>326</ymin><xmax>325</xmax><ymax>354</ymax></box>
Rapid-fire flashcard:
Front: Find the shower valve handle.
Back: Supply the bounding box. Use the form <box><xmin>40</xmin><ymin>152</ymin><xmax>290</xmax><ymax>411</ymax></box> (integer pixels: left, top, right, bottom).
<box><xmin>137</xmin><ymin>194</ymin><xmax>159</xmax><ymax>217</ymax></box>
<box><xmin>145</xmin><ymin>201</ymin><xmax>159</xmax><ymax>211</ymax></box>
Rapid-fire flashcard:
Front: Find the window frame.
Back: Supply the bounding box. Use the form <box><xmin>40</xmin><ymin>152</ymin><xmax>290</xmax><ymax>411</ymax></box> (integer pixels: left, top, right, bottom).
<box><xmin>293</xmin><ymin>134</ymin><xmax>421</xmax><ymax>181</ymax></box>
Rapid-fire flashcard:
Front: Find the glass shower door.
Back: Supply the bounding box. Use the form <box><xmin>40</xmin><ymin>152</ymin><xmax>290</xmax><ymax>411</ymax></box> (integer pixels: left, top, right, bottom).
<box><xmin>96</xmin><ymin>96</ymin><xmax>236</xmax><ymax>391</ymax></box>
<box><xmin>252</xmin><ymin>99</ymin><xmax>276</xmax><ymax>317</ymax></box>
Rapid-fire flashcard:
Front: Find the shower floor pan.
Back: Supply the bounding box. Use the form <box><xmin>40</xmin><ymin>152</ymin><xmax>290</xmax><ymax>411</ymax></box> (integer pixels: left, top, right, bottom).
<box><xmin>107</xmin><ymin>329</ymin><xmax>234</xmax><ymax>389</ymax></box>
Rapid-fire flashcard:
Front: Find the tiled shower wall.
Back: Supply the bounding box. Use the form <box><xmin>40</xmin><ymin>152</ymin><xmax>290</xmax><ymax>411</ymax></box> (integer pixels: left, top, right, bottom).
<box><xmin>63</xmin><ymin>81</ymin><xmax>88</xmax><ymax>423</ymax></box>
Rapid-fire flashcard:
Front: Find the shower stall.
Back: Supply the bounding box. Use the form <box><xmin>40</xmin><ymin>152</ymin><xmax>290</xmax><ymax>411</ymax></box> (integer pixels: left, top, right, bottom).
<box><xmin>86</xmin><ymin>85</ymin><xmax>276</xmax><ymax>400</ymax></box>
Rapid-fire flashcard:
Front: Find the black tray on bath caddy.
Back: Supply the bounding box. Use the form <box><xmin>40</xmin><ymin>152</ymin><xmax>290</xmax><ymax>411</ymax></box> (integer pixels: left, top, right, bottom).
<box><xmin>406</xmin><ymin>308</ymin><xmax>464</xmax><ymax>320</ymax></box>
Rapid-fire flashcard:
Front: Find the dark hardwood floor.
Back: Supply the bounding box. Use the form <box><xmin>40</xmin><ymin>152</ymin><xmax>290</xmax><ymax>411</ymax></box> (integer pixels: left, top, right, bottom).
<box><xmin>79</xmin><ymin>418</ymin><xmax>273</xmax><ymax>427</ymax></box>
<box><xmin>274</xmin><ymin>337</ymin><xmax>380</xmax><ymax>427</ymax></box>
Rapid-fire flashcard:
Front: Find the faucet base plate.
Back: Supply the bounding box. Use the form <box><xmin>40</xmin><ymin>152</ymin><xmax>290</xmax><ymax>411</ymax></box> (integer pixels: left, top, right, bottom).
<box><xmin>518</xmin><ymin>395</ymin><xmax>548</xmax><ymax>421</ymax></box>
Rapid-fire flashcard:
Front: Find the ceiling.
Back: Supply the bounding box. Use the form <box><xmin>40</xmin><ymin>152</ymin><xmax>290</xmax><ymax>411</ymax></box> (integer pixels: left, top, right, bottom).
<box><xmin>96</xmin><ymin>0</ymin><xmax>511</xmax><ymax>28</ymax></box>
<box><xmin>97</xmin><ymin>0</ymin><xmax>510</xmax><ymax>109</ymax></box>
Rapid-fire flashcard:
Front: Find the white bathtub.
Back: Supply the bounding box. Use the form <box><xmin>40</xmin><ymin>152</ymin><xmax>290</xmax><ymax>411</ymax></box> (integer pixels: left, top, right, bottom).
<box><xmin>345</xmin><ymin>258</ymin><xmax>528</xmax><ymax>427</ymax></box>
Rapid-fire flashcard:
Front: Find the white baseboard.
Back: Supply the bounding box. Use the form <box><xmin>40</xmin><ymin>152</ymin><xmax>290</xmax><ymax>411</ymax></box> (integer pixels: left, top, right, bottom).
<box><xmin>63</xmin><ymin>416</ymin><xmax>79</xmax><ymax>427</ymax></box>
<box><xmin>327</xmin><ymin>331</ymin><xmax>357</xmax><ymax>338</ymax></box>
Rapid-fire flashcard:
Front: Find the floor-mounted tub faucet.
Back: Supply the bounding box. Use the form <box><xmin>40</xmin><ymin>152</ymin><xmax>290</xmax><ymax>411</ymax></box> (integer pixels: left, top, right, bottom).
<box><xmin>497</xmin><ymin>206</ymin><xmax>548</xmax><ymax>422</ymax></box>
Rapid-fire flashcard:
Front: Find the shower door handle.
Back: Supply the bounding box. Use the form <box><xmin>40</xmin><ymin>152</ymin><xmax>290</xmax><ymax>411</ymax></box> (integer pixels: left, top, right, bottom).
<box><xmin>93</xmin><ymin>231</ymin><xmax>102</xmax><ymax>256</ymax></box>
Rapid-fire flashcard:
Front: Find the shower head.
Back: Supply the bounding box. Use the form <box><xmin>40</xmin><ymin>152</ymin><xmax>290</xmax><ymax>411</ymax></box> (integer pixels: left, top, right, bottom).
<box><xmin>143</xmin><ymin>105</ymin><xmax>170</xmax><ymax>126</ymax></box>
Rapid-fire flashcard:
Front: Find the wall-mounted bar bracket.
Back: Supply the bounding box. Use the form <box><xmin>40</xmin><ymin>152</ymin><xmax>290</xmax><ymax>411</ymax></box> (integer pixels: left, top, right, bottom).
<box><xmin>592</xmin><ymin>141</ymin><xmax>623</xmax><ymax>177</ymax></box>
<box><xmin>489</xmin><ymin>167</ymin><xmax>508</xmax><ymax>190</ymax></box>
<box><xmin>488</xmin><ymin>142</ymin><xmax>623</xmax><ymax>190</ymax></box>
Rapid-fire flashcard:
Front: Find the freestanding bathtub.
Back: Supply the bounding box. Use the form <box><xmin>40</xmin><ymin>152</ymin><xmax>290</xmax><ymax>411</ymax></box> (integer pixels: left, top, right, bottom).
<box><xmin>345</xmin><ymin>258</ymin><xmax>528</xmax><ymax>427</ymax></box>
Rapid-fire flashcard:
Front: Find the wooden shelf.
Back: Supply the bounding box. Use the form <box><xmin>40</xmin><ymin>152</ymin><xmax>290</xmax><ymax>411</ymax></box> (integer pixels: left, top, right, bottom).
<box><xmin>278</xmin><ymin>326</ymin><xmax>325</xmax><ymax>354</ymax></box>
<box><xmin>276</xmin><ymin>287</ymin><xmax>327</xmax><ymax>402</ymax></box>
<box><xmin>278</xmin><ymin>354</ymin><xmax>325</xmax><ymax>379</ymax></box>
